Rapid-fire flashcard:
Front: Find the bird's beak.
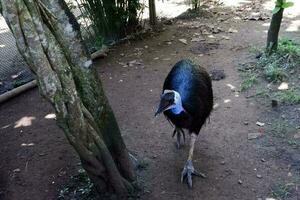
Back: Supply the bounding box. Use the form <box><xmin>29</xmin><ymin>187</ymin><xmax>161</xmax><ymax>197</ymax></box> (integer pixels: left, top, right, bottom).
<box><xmin>155</xmin><ymin>99</ymin><xmax>172</xmax><ymax>117</ymax></box>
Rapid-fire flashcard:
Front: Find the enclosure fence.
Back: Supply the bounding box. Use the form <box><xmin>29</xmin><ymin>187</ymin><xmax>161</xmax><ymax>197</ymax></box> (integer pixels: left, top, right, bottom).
<box><xmin>0</xmin><ymin>15</ymin><xmax>35</xmax><ymax>95</ymax></box>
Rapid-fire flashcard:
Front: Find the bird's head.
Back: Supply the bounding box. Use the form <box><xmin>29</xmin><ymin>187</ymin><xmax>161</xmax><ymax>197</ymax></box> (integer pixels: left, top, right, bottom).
<box><xmin>155</xmin><ymin>90</ymin><xmax>183</xmax><ymax>116</ymax></box>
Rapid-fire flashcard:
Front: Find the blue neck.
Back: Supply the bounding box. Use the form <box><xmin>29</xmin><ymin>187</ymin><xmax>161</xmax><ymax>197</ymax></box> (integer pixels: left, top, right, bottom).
<box><xmin>171</xmin><ymin>103</ymin><xmax>184</xmax><ymax>115</ymax></box>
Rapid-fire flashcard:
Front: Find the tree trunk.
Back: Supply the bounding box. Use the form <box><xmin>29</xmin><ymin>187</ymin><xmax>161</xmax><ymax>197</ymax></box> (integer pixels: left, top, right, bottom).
<box><xmin>193</xmin><ymin>0</ymin><xmax>200</xmax><ymax>10</ymax></box>
<box><xmin>266</xmin><ymin>8</ymin><xmax>284</xmax><ymax>54</ymax></box>
<box><xmin>1</xmin><ymin>0</ymin><xmax>135</xmax><ymax>197</ymax></box>
<box><xmin>149</xmin><ymin>0</ymin><xmax>156</xmax><ymax>26</ymax></box>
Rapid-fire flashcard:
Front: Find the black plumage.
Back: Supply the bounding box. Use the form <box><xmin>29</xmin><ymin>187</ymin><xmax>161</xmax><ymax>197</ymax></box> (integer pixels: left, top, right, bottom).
<box><xmin>155</xmin><ymin>59</ymin><xmax>213</xmax><ymax>188</ymax></box>
<box><xmin>163</xmin><ymin>59</ymin><xmax>213</xmax><ymax>134</ymax></box>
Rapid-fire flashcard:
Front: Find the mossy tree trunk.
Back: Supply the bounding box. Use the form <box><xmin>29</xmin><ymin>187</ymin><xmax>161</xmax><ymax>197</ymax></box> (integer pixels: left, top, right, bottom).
<box><xmin>266</xmin><ymin>7</ymin><xmax>284</xmax><ymax>54</ymax></box>
<box><xmin>1</xmin><ymin>0</ymin><xmax>135</xmax><ymax>197</ymax></box>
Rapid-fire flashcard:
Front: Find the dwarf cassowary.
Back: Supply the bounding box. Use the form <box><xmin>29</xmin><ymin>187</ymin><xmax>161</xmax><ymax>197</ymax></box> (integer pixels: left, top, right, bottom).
<box><xmin>155</xmin><ymin>59</ymin><xmax>213</xmax><ymax>188</ymax></box>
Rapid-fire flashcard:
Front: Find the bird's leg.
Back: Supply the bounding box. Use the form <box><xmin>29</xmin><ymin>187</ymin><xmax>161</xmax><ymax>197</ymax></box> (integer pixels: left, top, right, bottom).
<box><xmin>181</xmin><ymin>133</ymin><xmax>206</xmax><ymax>188</ymax></box>
<box><xmin>172</xmin><ymin>128</ymin><xmax>185</xmax><ymax>149</ymax></box>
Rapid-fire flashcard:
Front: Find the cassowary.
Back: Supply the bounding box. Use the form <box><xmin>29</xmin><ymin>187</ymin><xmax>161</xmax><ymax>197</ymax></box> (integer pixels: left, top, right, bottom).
<box><xmin>155</xmin><ymin>59</ymin><xmax>213</xmax><ymax>188</ymax></box>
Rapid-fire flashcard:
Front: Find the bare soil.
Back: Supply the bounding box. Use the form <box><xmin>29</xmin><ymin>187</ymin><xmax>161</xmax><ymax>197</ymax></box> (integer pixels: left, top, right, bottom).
<box><xmin>1</xmin><ymin>1</ymin><xmax>300</xmax><ymax>200</ymax></box>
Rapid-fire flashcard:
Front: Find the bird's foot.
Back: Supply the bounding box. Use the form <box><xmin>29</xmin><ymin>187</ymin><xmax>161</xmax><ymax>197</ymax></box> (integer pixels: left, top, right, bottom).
<box><xmin>181</xmin><ymin>160</ymin><xmax>206</xmax><ymax>188</ymax></box>
<box><xmin>172</xmin><ymin>128</ymin><xmax>185</xmax><ymax>149</ymax></box>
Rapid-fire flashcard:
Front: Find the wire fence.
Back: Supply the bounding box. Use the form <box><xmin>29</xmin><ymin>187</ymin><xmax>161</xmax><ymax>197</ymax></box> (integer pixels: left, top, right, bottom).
<box><xmin>0</xmin><ymin>16</ymin><xmax>35</xmax><ymax>95</ymax></box>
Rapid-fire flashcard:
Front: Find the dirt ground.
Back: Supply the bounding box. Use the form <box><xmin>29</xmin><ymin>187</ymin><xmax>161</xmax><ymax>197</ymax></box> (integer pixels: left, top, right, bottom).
<box><xmin>1</xmin><ymin>1</ymin><xmax>300</xmax><ymax>200</ymax></box>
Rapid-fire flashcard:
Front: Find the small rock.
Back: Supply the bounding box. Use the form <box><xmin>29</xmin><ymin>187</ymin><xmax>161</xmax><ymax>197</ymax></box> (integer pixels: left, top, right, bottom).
<box><xmin>261</xmin><ymin>158</ymin><xmax>266</xmax><ymax>162</ymax></box>
<box><xmin>228</xmin><ymin>28</ymin><xmax>238</xmax><ymax>33</ymax></box>
<box><xmin>220</xmin><ymin>161</ymin><xmax>225</xmax><ymax>165</ymax></box>
<box><xmin>244</xmin><ymin>121</ymin><xmax>249</xmax><ymax>125</ymax></box>
<box><xmin>248</xmin><ymin>132</ymin><xmax>263</xmax><ymax>140</ymax></box>
<box><xmin>178</xmin><ymin>39</ymin><xmax>188</xmax><ymax>45</ymax></box>
<box><xmin>154</xmin><ymin>57</ymin><xmax>159</xmax><ymax>60</ymax></box>
<box><xmin>256</xmin><ymin>121</ymin><xmax>265</xmax><ymax>127</ymax></box>
<box><xmin>256</xmin><ymin>174</ymin><xmax>262</xmax><ymax>179</ymax></box>
<box><xmin>238</xmin><ymin>179</ymin><xmax>243</xmax><ymax>184</ymax></box>
<box><xmin>278</xmin><ymin>82</ymin><xmax>289</xmax><ymax>90</ymax></box>
<box><xmin>272</xmin><ymin>99</ymin><xmax>278</xmax><ymax>108</ymax></box>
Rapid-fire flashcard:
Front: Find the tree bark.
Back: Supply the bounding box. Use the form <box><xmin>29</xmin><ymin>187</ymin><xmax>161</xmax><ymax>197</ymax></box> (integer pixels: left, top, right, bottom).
<box><xmin>1</xmin><ymin>0</ymin><xmax>135</xmax><ymax>197</ymax></box>
<box><xmin>266</xmin><ymin>8</ymin><xmax>284</xmax><ymax>54</ymax></box>
<box><xmin>149</xmin><ymin>0</ymin><xmax>156</xmax><ymax>26</ymax></box>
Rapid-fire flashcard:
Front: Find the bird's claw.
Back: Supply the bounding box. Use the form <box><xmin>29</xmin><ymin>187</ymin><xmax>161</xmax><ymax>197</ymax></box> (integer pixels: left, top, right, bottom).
<box><xmin>172</xmin><ymin>128</ymin><xmax>185</xmax><ymax>149</ymax></box>
<box><xmin>181</xmin><ymin>160</ymin><xmax>206</xmax><ymax>188</ymax></box>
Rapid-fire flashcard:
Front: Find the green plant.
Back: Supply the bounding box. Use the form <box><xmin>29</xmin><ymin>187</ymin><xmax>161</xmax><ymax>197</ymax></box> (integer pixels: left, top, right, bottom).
<box><xmin>241</xmin><ymin>74</ymin><xmax>257</xmax><ymax>91</ymax></box>
<box><xmin>72</xmin><ymin>0</ymin><xmax>141</xmax><ymax>47</ymax></box>
<box><xmin>272</xmin><ymin>0</ymin><xmax>294</xmax><ymax>14</ymax></box>
<box><xmin>278</xmin><ymin>38</ymin><xmax>300</xmax><ymax>57</ymax></box>
<box><xmin>274</xmin><ymin>89</ymin><xmax>300</xmax><ymax>104</ymax></box>
<box><xmin>264</xmin><ymin>64</ymin><xmax>287</xmax><ymax>82</ymax></box>
<box><xmin>256</xmin><ymin>38</ymin><xmax>300</xmax><ymax>82</ymax></box>
<box><xmin>271</xmin><ymin>182</ymin><xmax>293</xmax><ymax>200</ymax></box>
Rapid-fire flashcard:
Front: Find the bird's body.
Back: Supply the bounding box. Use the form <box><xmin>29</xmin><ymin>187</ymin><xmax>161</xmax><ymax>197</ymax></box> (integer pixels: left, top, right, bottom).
<box><xmin>155</xmin><ymin>59</ymin><xmax>213</xmax><ymax>188</ymax></box>
<box><xmin>163</xmin><ymin>59</ymin><xmax>213</xmax><ymax>134</ymax></box>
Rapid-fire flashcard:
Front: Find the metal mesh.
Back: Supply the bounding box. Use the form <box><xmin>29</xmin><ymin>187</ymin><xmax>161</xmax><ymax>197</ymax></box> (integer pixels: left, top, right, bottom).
<box><xmin>0</xmin><ymin>16</ymin><xmax>35</xmax><ymax>95</ymax></box>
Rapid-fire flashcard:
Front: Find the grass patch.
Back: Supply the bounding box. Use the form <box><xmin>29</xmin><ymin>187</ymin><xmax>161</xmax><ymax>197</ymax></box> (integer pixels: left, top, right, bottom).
<box><xmin>263</xmin><ymin>64</ymin><xmax>288</xmax><ymax>82</ymax></box>
<box><xmin>268</xmin><ymin>119</ymin><xmax>290</xmax><ymax>138</ymax></box>
<box><xmin>266</xmin><ymin>119</ymin><xmax>299</xmax><ymax>148</ymax></box>
<box><xmin>256</xmin><ymin>38</ymin><xmax>300</xmax><ymax>83</ymax></box>
<box><xmin>271</xmin><ymin>182</ymin><xmax>293</xmax><ymax>200</ymax></box>
<box><xmin>240</xmin><ymin>38</ymin><xmax>300</xmax><ymax>105</ymax></box>
<box><xmin>274</xmin><ymin>89</ymin><xmax>300</xmax><ymax>104</ymax></box>
<box><xmin>240</xmin><ymin>73</ymin><xmax>257</xmax><ymax>91</ymax></box>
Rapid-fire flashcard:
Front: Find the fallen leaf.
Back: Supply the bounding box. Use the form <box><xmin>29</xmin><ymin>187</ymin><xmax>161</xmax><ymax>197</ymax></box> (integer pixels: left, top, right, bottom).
<box><xmin>178</xmin><ymin>39</ymin><xmax>188</xmax><ymax>45</ymax></box>
<box><xmin>256</xmin><ymin>121</ymin><xmax>265</xmax><ymax>127</ymax></box>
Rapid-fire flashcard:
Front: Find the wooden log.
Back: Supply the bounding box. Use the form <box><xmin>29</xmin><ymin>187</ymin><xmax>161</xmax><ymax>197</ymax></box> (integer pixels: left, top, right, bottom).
<box><xmin>0</xmin><ymin>80</ymin><xmax>37</xmax><ymax>104</ymax></box>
